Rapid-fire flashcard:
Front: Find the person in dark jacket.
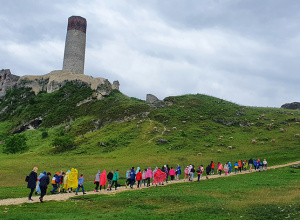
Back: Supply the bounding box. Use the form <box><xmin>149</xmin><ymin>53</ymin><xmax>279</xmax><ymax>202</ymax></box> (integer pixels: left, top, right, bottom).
<box><xmin>107</xmin><ymin>170</ymin><xmax>113</xmax><ymax>191</ymax></box>
<box><xmin>39</xmin><ymin>172</ymin><xmax>51</xmax><ymax>203</ymax></box>
<box><xmin>248</xmin><ymin>158</ymin><xmax>254</xmax><ymax>172</ymax></box>
<box><xmin>130</xmin><ymin>167</ymin><xmax>136</xmax><ymax>189</ymax></box>
<box><xmin>27</xmin><ymin>167</ymin><xmax>38</xmax><ymax>201</ymax></box>
<box><xmin>206</xmin><ymin>164</ymin><xmax>211</xmax><ymax>179</ymax></box>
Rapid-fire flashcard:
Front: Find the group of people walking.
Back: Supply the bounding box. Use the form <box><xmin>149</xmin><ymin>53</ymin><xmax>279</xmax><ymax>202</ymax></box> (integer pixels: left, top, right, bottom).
<box><xmin>26</xmin><ymin>158</ymin><xmax>267</xmax><ymax>202</ymax></box>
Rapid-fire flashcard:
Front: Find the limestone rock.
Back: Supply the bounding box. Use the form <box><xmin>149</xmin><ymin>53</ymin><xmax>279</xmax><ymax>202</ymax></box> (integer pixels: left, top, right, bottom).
<box><xmin>18</xmin><ymin>70</ymin><xmax>115</xmax><ymax>98</ymax></box>
<box><xmin>0</xmin><ymin>69</ymin><xmax>20</xmax><ymax>97</ymax></box>
<box><xmin>146</xmin><ymin>94</ymin><xmax>159</xmax><ymax>103</ymax></box>
<box><xmin>281</xmin><ymin>102</ymin><xmax>300</xmax><ymax>110</ymax></box>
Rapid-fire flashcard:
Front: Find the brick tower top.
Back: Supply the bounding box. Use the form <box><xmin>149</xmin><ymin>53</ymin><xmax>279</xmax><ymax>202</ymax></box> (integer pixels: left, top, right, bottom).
<box><xmin>67</xmin><ymin>16</ymin><xmax>87</xmax><ymax>33</ymax></box>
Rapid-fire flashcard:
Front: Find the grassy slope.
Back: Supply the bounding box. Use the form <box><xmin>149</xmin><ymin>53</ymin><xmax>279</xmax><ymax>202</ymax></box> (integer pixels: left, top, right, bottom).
<box><xmin>0</xmin><ymin>167</ymin><xmax>299</xmax><ymax>220</ymax></box>
<box><xmin>0</xmin><ymin>84</ymin><xmax>299</xmax><ymax>199</ymax></box>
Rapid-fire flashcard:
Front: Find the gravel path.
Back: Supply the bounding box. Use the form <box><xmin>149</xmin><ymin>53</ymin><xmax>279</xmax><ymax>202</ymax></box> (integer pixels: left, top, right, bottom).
<box><xmin>0</xmin><ymin>160</ymin><xmax>299</xmax><ymax>206</ymax></box>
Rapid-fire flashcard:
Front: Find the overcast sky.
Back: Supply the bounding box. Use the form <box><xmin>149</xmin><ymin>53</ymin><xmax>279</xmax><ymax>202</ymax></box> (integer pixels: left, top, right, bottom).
<box><xmin>1</xmin><ymin>1</ymin><xmax>299</xmax><ymax>107</ymax></box>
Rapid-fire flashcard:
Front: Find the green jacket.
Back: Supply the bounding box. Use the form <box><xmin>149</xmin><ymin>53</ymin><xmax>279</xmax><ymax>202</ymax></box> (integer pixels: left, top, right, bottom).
<box><xmin>113</xmin><ymin>171</ymin><xmax>119</xmax><ymax>181</ymax></box>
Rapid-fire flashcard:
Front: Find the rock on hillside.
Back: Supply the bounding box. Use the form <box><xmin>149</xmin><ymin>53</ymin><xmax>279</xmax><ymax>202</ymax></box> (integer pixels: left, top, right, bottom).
<box><xmin>0</xmin><ymin>69</ymin><xmax>20</xmax><ymax>97</ymax></box>
<box><xmin>0</xmin><ymin>69</ymin><xmax>118</xmax><ymax>100</ymax></box>
<box><xmin>281</xmin><ymin>102</ymin><xmax>300</xmax><ymax>110</ymax></box>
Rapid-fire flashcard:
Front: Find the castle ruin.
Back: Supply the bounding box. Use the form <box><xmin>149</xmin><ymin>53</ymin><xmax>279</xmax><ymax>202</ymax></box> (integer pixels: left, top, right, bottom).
<box><xmin>0</xmin><ymin>16</ymin><xmax>119</xmax><ymax>99</ymax></box>
<box><xmin>63</xmin><ymin>16</ymin><xmax>87</xmax><ymax>74</ymax></box>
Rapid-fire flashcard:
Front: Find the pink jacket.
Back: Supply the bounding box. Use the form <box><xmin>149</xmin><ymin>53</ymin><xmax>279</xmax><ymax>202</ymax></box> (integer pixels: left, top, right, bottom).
<box><xmin>169</xmin><ymin>169</ymin><xmax>175</xmax><ymax>176</ymax></box>
<box><xmin>145</xmin><ymin>167</ymin><xmax>153</xmax><ymax>179</ymax></box>
<box><xmin>217</xmin><ymin>164</ymin><xmax>223</xmax><ymax>170</ymax></box>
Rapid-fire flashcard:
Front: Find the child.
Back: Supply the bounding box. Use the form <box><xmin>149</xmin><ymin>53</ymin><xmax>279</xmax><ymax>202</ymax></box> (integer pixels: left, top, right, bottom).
<box><xmin>263</xmin><ymin>159</ymin><xmax>268</xmax><ymax>171</ymax></box>
<box><xmin>136</xmin><ymin>169</ymin><xmax>142</xmax><ymax>188</ymax></box>
<box><xmin>130</xmin><ymin>167</ymin><xmax>136</xmax><ymax>189</ymax></box>
<box><xmin>197</xmin><ymin>166</ymin><xmax>201</xmax><ymax>181</ymax></box>
<box><xmin>248</xmin><ymin>158</ymin><xmax>254</xmax><ymax>172</ymax></box>
<box><xmin>253</xmin><ymin>159</ymin><xmax>257</xmax><ymax>172</ymax></box>
<box><xmin>75</xmin><ymin>174</ymin><xmax>86</xmax><ymax>195</ymax></box>
<box><xmin>217</xmin><ymin>162</ymin><xmax>223</xmax><ymax>176</ymax></box>
<box><xmin>125</xmin><ymin>168</ymin><xmax>131</xmax><ymax>188</ymax></box>
<box><xmin>205</xmin><ymin>164</ymin><xmax>211</xmax><ymax>179</ymax></box>
<box><xmin>110</xmin><ymin>170</ymin><xmax>119</xmax><ymax>190</ymax></box>
<box><xmin>211</xmin><ymin>161</ymin><xmax>215</xmax><ymax>175</ymax></box>
<box><xmin>51</xmin><ymin>172</ymin><xmax>59</xmax><ymax>194</ymax></box>
<box><xmin>224</xmin><ymin>162</ymin><xmax>229</xmax><ymax>176</ymax></box>
<box><xmin>189</xmin><ymin>165</ymin><xmax>195</xmax><ymax>181</ymax></box>
<box><xmin>228</xmin><ymin>161</ymin><xmax>232</xmax><ymax>174</ymax></box>
<box><xmin>62</xmin><ymin>171</ymin><xmax>69</xmax><ymax>193</ymax></box>
<box><xmin>169</xmin><ymin>167</ymin><xmax>175</xmax><ymax>183</ymax></box>
<box><xmin>238</xmin><ymin>160</ymin><xmax>242</xmax><ymax>173</ymax></box>
<box><xmin>107</xmin><ymin>170</ymin><xmax>113</xmax><ymax>191</ymax></box>
<box><xmin>259</xmin><ymin>161</ymin><xmax>263</xmax><ymax>172</ymax></box>
<box><xmin>100</xmin><ymin>170</ymin><xmax>107</xmax><ymax>190</ymax></box>
<box><xmin>243</xmin><ymin>160</ymin><xmax>247</xmax><ymax>171</ymax></box>
<box><xmin>184</xmin><ymin>166</ymin><xmax>189</xmax><ymax>181</ymax></box>
<box><xmin>141</xmin><ymin>169</ymin><xmax>147</xmax><ymax>186</ymax></box>
<box><xmin>145</xmin><ymin>167</ymin><xmax>153</xmax><ymax>187</ymax></box>
<box><xmin>175</xmin><ymin>164</ymin><xmax>181</xmax><ymax>180</ymax></box>
<box><xmin>234</xmin><ymin>162</ymin><xmax>239</xmax><ymax>174</ymax></box>
<box><xmin>94</xmin><ymin>170</ymin><xmax>100</xmax><ymax>192</ymax></box>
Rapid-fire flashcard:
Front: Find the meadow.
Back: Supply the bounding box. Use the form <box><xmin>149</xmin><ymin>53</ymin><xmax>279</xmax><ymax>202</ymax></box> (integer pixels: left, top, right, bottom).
<box><xmin>0</xmin><ymin>167</ymin><xmax>299</xmax><ymax>219</ymax></box>
<box><xmin>0</xmin><ymin>83</ymin><xmax>299</xmax><ymax>219</ymax></box>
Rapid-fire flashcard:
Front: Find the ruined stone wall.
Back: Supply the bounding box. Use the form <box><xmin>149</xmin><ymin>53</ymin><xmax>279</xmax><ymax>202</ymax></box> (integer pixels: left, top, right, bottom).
<box><xmin>62</xmin><ymin>16</ymin><xmax>87</xmax><ymax>74</ymax></box>
<box><xmin>18</xmin><ymin>70</ymin><xmax>115</xmax><ymax>99</ymax></box>
<box><xmin>0</xmin><ymin>69</ymin><xmax>20</xmax><ymax>97</ymax></box>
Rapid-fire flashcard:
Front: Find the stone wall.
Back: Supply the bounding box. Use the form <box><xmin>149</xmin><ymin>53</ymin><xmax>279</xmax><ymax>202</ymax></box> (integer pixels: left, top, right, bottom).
<box><xmin>18</xmin><ymin>70</ymin><xmax>116</xmax><ymax>99</ymax></box>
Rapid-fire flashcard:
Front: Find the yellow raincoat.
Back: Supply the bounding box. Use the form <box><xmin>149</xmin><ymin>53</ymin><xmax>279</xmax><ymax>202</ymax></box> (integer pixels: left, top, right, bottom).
<box><xmin>68</xmin><ymin>168</ymin><xmax>78</xmax><ymax>189</ymax></box>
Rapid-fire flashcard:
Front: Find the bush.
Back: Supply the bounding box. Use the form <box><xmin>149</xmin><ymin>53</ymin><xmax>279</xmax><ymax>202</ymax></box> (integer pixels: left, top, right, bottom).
<box><xmin>3</xmin><ymin>134</ymin><xmax>28</xmax><ymax>154</ymax></box>
<box><xmin>51</xmin><ymin>134</ymin><xmax>75</xmax><ymax>153</ymax></box>
<box><xmin>41</xmin><ymin>131</ymin><xmax>48</xmax><ymax>139</ymax></box>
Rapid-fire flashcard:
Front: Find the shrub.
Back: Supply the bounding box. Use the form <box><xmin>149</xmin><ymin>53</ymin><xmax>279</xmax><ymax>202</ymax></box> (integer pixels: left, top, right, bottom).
<box><xmin>3</xmin><ymin>134</ymin><xmax>28</xmax><ymax>154</ymax></box>
<box><xmin>41</xmin><ymin>131</ymin><xmax>48</xmax><ymax>139</ymax></box>
<box><xmin>51</xmin><ymin>134</ymin><xmax>75</xmax><ymax>153</ymax></box>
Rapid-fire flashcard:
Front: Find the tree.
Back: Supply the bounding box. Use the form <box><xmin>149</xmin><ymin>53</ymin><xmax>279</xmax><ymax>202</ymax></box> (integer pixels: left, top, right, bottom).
<box><xmin>3</xmin><ymin>134</ymin><xmax>28</xmax><ymax>154</ymax></box>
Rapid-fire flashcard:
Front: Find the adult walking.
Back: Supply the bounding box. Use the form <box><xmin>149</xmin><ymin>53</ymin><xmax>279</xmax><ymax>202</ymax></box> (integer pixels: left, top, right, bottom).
<box><xmin>39</xmin><ymin>172</ymin><xmax>51</xmax><ymax>203</ymax></box>
<box><xmin>27</xmin><ymin>167</ymin><xmax>38</xmax><ymax>201</ymax></box>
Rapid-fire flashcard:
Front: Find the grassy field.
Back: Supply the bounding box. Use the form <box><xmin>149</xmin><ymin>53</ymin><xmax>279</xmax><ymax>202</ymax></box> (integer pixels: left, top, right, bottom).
<box><xmin>0</xmin><ymin>84</ymin><xmax>299</xmax><ymax>219</ymax></box>
<box><xmin>0</xmin><ymin>166</ymin><xmax>299</xmax><ymax>219</ymax></box>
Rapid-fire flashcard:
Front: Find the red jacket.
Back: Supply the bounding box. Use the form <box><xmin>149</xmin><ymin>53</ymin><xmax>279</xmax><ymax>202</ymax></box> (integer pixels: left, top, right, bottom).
<box><xmin>136</xmin><ymin>172</ymin><xmax>142</xmax><ymax>181</ymax></box>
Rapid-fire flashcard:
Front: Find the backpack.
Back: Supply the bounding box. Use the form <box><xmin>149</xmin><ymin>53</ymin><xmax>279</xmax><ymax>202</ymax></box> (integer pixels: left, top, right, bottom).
<box><xmin>25</xmin><ymin>176</ymin><xmax>29</xmax><ymax>182</ymax></box>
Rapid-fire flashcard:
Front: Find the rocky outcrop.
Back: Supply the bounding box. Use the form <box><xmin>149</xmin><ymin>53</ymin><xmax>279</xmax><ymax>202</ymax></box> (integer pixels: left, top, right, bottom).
<box><xmin>0</xmin><ymin>69</ymin><xmax>20</xmax><ymax>97</ymax></box>
<box><xmin>146</xmin><ymin>94</ymin><xmax>159</xmax><ymax>103</ymax></box>
<box><xmin>12</xmin><ymin>117</ymin><xmax>43</xmax><ymax>134</ymax></box>
<box><xmin>281</xmin><ymin>102</ymin><xmax>300</xmax><ymax>110</ymax></box>
<box><xmin>17</xmin><ymin>70</ymin><xmax>118</xmax><ymax>100</ymax></box>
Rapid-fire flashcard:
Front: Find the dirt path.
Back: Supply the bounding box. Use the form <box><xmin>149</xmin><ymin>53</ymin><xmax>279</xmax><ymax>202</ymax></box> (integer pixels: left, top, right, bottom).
<box><xmin>0</xmin><ymin>160</ymin><xmax>299</xmax><ymax>206</ymax></box>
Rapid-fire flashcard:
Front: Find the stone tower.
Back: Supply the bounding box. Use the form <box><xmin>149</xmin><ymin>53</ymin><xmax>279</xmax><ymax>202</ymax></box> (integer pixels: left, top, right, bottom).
<box><xmin>62</xmin><ymin>16</ymin><xmax>87</xmax><ymax>74</ymax></box>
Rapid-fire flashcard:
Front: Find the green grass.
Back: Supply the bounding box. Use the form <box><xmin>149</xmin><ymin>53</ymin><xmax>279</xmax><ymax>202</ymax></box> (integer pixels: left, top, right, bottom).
<box><xmin>0</xmin><ymin>167</ymin><xmax>299</xmax><ymax>219</ymax></box>
<box><xmin>0</xmin><ymin>83</ymin><xmax>299</xmax><ymax>218</ymax></box>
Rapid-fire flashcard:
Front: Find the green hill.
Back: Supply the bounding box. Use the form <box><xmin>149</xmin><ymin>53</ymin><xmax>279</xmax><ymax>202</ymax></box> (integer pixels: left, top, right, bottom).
<box><xmin>0</xmin><ymin>82</ymin><xmax>299</xmax><ymax>191</ymax></box>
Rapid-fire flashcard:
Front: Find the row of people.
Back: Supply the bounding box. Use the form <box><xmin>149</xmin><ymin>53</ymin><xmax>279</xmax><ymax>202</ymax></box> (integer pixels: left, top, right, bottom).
<box><xmin>27</xmin><ymin>158</ymin><xmax>267</xmax><ymax>202</ymax></box>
